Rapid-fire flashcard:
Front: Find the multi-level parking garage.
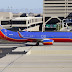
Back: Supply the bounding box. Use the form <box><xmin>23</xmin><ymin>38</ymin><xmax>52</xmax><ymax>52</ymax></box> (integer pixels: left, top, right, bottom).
<box><xmin>1</xmin><ymin>17</ymin><xmax>42</xmax><ymax>31</ymax></box>
<box><xmin>43</xmin><ymin>0</ymin><xmax>72</xmax><ymax>31</ymax></box>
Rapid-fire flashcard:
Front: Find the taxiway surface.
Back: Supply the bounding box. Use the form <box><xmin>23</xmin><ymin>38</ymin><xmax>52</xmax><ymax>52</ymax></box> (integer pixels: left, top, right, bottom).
<box><xmin>0</xmin><ymin>42</ymin><xmax>72</xmax><ymax>72</ymax></box>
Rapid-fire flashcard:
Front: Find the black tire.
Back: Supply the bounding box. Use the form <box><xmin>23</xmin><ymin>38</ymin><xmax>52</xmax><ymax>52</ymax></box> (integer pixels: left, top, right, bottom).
<box><xmin>36</xmin><ymin>42</ymin><xmax>39</xmax><ymax>46</ymax></box>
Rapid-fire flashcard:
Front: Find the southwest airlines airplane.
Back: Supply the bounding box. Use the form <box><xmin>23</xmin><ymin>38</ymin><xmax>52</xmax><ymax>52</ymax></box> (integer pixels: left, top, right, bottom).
<box><xmin>0</xmin><ymin>25</ymin><xmax>72</xmax><ymax>46</ymax></box>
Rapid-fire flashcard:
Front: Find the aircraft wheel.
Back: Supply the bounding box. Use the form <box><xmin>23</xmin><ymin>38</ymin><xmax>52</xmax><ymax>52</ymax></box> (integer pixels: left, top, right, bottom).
<box><xmin>36</xmin><ymin>42</ymin><xmax>39</xmax><ymax>46</ymax></box>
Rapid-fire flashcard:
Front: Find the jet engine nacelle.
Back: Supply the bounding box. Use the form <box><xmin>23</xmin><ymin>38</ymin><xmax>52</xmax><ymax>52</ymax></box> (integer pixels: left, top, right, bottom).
<box><xmin>43</xmin><ymin>39</ymin><xmax>54</xmax><ymax>45</ymax></box>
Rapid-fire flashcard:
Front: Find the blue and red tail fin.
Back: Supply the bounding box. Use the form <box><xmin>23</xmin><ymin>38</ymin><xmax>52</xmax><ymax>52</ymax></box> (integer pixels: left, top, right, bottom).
<box><xmin>18</xmin><ymin>31</ymin><xmax>24</xmax><ymax>38</ymax></box>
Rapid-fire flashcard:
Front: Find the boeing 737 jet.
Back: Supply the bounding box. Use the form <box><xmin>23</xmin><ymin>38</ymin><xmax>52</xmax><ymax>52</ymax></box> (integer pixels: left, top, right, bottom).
<box><xmin>0</xmin><ymin>25</ymin><xmax>72</xmax><ymax>46</ymax></box>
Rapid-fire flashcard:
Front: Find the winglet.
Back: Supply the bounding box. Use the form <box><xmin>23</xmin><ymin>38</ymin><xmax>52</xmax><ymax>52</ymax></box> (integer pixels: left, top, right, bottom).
<box><xmin>18</xmin><ymin>31</ymin><xmax>24</xmax><ymax>38</ymax></box>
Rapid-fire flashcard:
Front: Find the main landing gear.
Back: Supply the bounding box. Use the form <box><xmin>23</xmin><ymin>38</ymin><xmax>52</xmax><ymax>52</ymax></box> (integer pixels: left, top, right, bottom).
<box><xmin>36</xmin><ymin>42</ymin><xmax>39</xmax><ymax>46</ymax></box>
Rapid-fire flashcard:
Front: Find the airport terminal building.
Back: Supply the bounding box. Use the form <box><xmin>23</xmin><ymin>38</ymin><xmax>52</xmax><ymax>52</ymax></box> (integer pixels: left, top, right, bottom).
<box><xmin>43</xmin><ymin>0</ymin><xmax>72</xmax><ymax>31</ymax></box>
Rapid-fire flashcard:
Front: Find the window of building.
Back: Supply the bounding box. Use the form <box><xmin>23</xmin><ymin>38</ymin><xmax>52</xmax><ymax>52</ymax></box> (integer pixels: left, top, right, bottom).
<box><xmin>35</xmin><ymin>19</ymin><xmax>37</xmax><ymax>22</ymax></box>
<box><xmin>29</xmin><ymin>20</ymin><xmax>31</xmax><ymax>23</ymax></box>
<box><xmin>11</xmin><ymin>21</ymin><xmax>26</xmax><ymax>24</ymax></box>
<box><xmin>32</xmin><ymin>19</ymin><xmax>34</xmax><ymax>22</ymax></box>
<box><xmin>1</xmin><ymin>21</ymin><xmax>9</xmax><ymax>25</ymax></box>
<box><xmin>28</xmin><ymin>21</ymin><xmax>29</xmax><ymax>24</ymax></box>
